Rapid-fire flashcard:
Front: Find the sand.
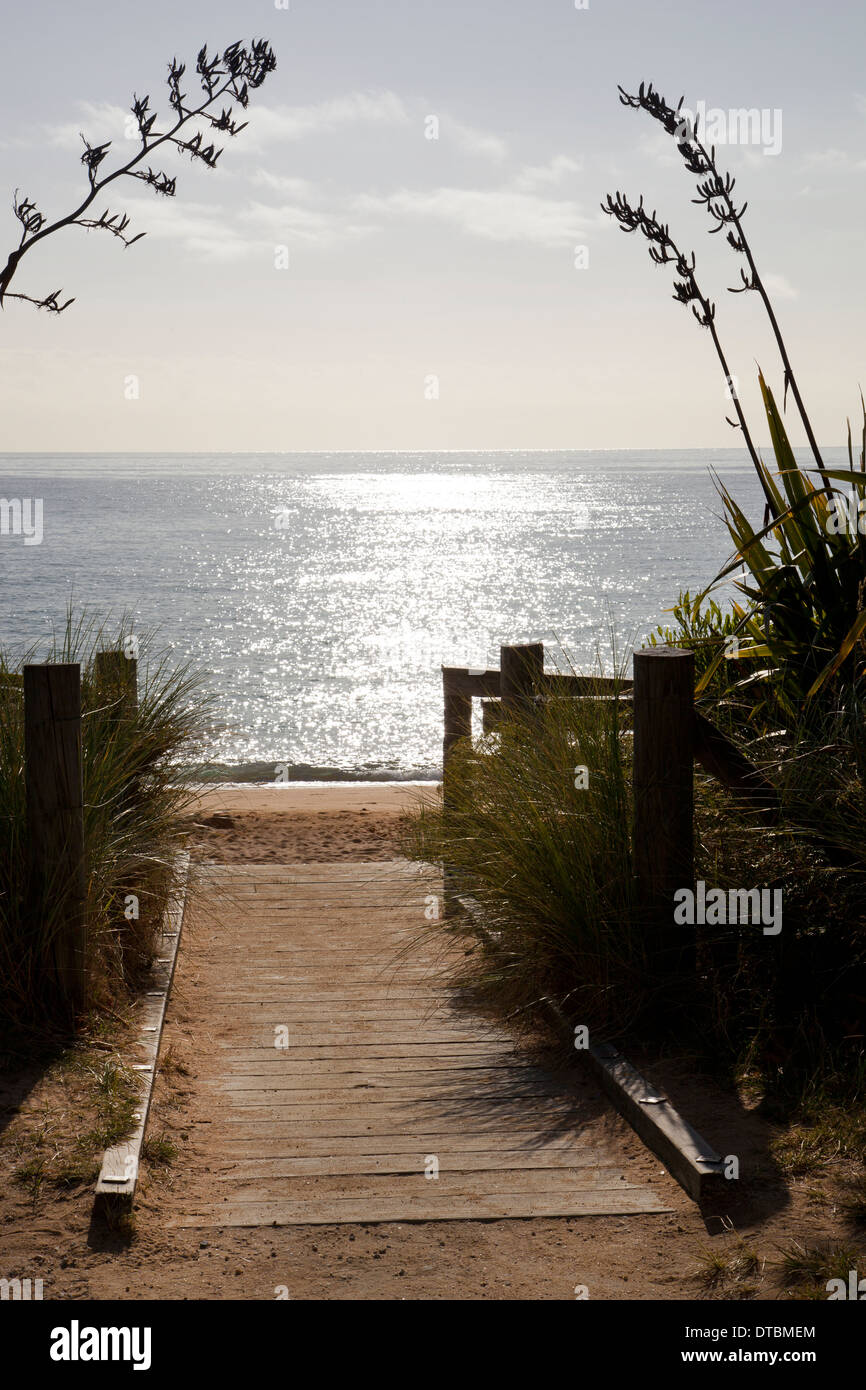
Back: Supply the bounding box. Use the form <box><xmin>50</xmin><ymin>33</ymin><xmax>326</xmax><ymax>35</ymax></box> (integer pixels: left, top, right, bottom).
<box><xmin>185</xmin><ymin>782</ymin><xmax>440</xmax><ymax>863</ymax></box>
<box><xmin>191</xmin><ymin>782</ymin><xmax>440</xmax><ymax>817</ymax></box>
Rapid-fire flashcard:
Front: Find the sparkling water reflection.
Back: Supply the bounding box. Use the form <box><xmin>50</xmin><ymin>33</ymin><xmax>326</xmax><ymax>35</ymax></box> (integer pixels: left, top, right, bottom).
<box><xmin>0</xmin><ymin>449</ymin><xmax>832</xmax><ymax>777</ymax></box>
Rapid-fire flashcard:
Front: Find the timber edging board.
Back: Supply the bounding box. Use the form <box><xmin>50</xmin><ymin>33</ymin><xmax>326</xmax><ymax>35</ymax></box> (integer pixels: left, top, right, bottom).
<box><xmin>94</xmin><ymin>852</ymin><xmax>191</xmax><ymax>1211</ymax></box>
<box><xmin>457</xmin><ymin>895</ymin><xmax>727</xmax><ymax>1204</ymax></box>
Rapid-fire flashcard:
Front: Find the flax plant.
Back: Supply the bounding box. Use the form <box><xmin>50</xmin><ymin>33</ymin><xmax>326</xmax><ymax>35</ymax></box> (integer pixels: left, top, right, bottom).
<box><xmin>606</xmin><ymin>80</ymin><xmax>866</xmax><ymax>717</ymax></box>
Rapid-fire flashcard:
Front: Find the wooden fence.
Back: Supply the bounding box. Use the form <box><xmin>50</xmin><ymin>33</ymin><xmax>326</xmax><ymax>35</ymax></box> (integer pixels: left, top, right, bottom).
<box><xmin>17</xmin><ymin>650</ymin><xmax>138</xmax><ymax>1015</ymax></box>
<box><xmin>441</xmin><ymin>642</ymin><xmax>777</xmax><ymax>930</ymax></box>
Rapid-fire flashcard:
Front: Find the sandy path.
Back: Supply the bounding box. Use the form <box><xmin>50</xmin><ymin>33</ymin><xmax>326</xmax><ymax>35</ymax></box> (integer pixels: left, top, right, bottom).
<box><xmin>1</xmin><ymin>786</ymin><xmax>837</xmax><ymax>1300</ymax></box>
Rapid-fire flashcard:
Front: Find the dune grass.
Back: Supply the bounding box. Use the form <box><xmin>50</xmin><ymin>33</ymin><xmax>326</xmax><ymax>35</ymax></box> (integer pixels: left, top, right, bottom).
<box><xmin>403</xmin><ymin>649</ymin><xmax>866</xmax><ymax>1114</ymax></box>
<box><xmin>403</xmin><ymin>674</ymin><xmax>651</xmax><ymax>1036</ymax></box>
<box><xmin>0</xmin><ymin>610</ymin><xmax>212</xmax><ymax>1046</ymax></box>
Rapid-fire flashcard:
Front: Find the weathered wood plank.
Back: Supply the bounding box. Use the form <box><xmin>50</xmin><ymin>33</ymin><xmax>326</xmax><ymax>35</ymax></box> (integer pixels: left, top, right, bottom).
<box><xmin>172</xmin><ymin>861</ymin><xmax>673</xmax><ymax>1225</ymax></box>
<box><xmin>172</xmin><ymin>1188</ymin><xmax>669</xmax><ymax>1228</ymax></box>
<box><xmin>95</xmin><ymin>854</ymin><xmax>190</xmax><ymax>1205</ymax></box>
<box><xmin>214</xmin><ymin>1151</ymin><xmax>615</xmax><ymax>1178</ymax></box>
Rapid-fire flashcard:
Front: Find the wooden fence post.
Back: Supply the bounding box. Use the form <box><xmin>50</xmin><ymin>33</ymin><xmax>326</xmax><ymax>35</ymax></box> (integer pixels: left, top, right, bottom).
<box><xmin>24</xmin><ymin>663</ymin><xmax>87</xmax><ymax>1015</ymax></box>
<box><xmin>95</xmin><ymin>648</ymin><xmax>138</xmax><ymax>718</ymax></box>
<box><xmin>632</xmin><ymin>646</ymin><xmax>695</xmax><ymax>975</ymax></box>
<box><xmin>442</xmin><ymin>668</ymin><xmax>472</xmax><ymax>918</ymax></box>
<box><xmin>500</xmin><ymin>643</ymin><xmax>544</xmax><ymax>718</ymax></box>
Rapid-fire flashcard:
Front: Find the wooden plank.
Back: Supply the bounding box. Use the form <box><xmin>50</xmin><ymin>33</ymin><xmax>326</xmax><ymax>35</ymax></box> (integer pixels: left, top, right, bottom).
<box><xmin>210</xmin><ymin>1063</ymin><xmax>577</xmax><ymax>1085</ymax></box>
<box><xmin>171</xmin><ymin>1188</ymin><xmax>670</xmax><ymax>1228</ymax></box>
<box><xmin>210</xmin><ymin>1077</ymin><xmax>565</xmax><ymax>1099</ymax></box>
<box><xmin>215</xmin><ymin>1170</ymin><xmax>647</xmax><ymax>1201</ymax></box>
<box><xmin>584</xmin><ymin>1042</ymin><xmax>726</xmax><ymax>1204</ymax></box>
<box><xmin>215</xmin><ymin>1151</ymin><xmax>618</xmax><ymax>1178</ymax></box>
<box><xmin>215</xmin><ymin>1116</ymin><xmax>588</xmax><ymax>1139</ymax></box>
<box><xmin>94</xmin><ymin>854</ymin><xmax>190</xmax><ymax>1205</ymax></box>
<box><xmin>223</xmin><ymin>1057</ymin><xmax>524</xmax><ymax>1075</ymax></box>
<box><xmin>441</xmin><ymin>666</ymin><xmax>501</xmax><ymax>699</ymax></box>
<box><xmin>213</xmin><ymin>1099</ymin><xmax>585</xmax><ymax>1119</ymax></box>
<box><xmin>210</xmin><ymin>1031</ymin><xmax>506</xmax><ymax>1045</ymax></box>
<box><xmin>217</xmin><ymin>1043</ymin><xmax>510</xmax><ymax>1059</ymax></box>
<box><xmin>209</xmin><ymin>1132</ymin><xmax>592</xmax><ymax>1158</ymax></box>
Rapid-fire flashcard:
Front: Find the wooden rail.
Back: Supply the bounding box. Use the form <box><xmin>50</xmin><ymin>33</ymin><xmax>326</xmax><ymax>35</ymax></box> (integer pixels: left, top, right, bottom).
<box><xmin>693</xmin><ymin>709</ymin><xmax>779</xmax><ymax>817</ymax></box>
<box><xmin>442</xmin><ymin>641</ymin><xmax>775</xmax><ymax>935</ymax></box>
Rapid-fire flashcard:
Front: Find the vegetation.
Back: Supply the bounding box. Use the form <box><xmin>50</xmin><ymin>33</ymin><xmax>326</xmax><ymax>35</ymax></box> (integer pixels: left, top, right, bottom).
<box><xmin>403</xmin><ymin>79</ymin><xmax>866</xmax><ymax>1203</ymax></box>
<box><xmin>406</xmin><ymin>678</ymin><xmax>643</xmax><ymax>1035</ymax></box>
<box><xmin>9</xmin><ymin>1048</ymin><xmax>141</xmax><ymax>1200</ymax></box>
<box><xmin>0</xmin><ymin>37</ymin><xmax>276</xmax><ymax>313</ymax></box>
<box><xmin>0</xmin><ymin>611</ymin><xmax>211</xmax><ymax>1046</ymax></box>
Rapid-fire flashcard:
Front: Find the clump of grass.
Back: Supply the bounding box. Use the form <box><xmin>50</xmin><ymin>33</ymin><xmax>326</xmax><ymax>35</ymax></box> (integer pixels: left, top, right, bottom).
<box><xmin>769</xmin><ymin>1093</ymin><xmax>866</xmax><ymax>1177</ymax></box>
<box><xmin>697</xmin><ymin>1237</ymin><xmax>762</xmax><ymax>1295</ymax></box>
<box><xmin>778</xmin><ymin>1241</ymin><xmax>863</xmax><ymax>1299</ymax></box>
<box><xmin>0</xmin><ymin>608</ymin><xmax>212</xmax><ymax>1042</ymax></box>
<box><xmin>83</xmin><ymin>1059</ymin><xmax>141</xmax><ymax>1149</ymax></box>
<box><xmin>403</xmin><ymin>669</ymin><xmax>654</xmax><ymax>1036</ymax></box>
<box><xmin>141</xmin><ymin>1132</ymin><xmax>177</xmax><ymax>1166</ymax></box>
<box><xmin>158</xmin><ymin>1042</ymin><xmax>191</xmax><ymax>1078</ymax></box>
<box><xmin>11</xmin><ymin>1055</ymin><xmax>141</xmax><ymax>1200</ymax></box>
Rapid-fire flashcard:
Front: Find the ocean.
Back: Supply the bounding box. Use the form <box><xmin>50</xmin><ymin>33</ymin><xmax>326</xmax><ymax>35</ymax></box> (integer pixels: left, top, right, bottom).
<box><xmin>0</xmin><ymin>448</ymin><xmax>838</xmax><ymax>780</ymax></box>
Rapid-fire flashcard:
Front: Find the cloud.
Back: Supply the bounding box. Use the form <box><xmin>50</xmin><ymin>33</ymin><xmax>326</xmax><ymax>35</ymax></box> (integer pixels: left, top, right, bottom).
<box><xmin>762</xmin><ymin>273</ymin><xmax>798</xmax><ymax>301</ymax></box>
<box><xmin>244</xmin><ymin>92</ymin><xmax>510</xmax><ymax>163</ymax></box>
<box><xmin>45</xmin><ymin>101</ymin><xmax>133</xmax><ymax>152</ymax></box>
<box><xmin>354</xmin><ymin>185</ymin><xmax>585</xmax><ymax>247</ymax></box>
<box><xmin>636</xmin><ymin>129</ymin><xmax>681</xmax><ymax>167</ymax></box>
<box><xmin>113</xmin><ymin>188</ymin><xmax>377</xmax><ymax>259</ymax></box>
<box><xmin>241</xmin><ymin>91</ymin><xmax>410</xmax><ymax>149</ymax></box>
<box><xmin>112</xmin><ymin>195</ymin><xmax>253</xmax><ymax>261</ymax></box>
<box><xmin>240</xmin><ymin>200</ymin><xmax>377</xmax><ymax>247</ymax></box>
<box><xmin>23</xmin><ymin>89</ymin><xmax>587</xmax><ymax>259</ymax></box>
<box><xmin>801</xmin><ymin>147</ymin><xmax>866</xmax><ymax>172</ymax></box>
<box><xmin>248</xmin><ymin>171</ymin><xmax>321</xmax><ymax>201</ymax></box>
<box><xmin>442</xmin><ymin>116</ymin><xmax>508</xmax><ymax>164</ymax></box>
<box><xmin>512</xmin><ymin>155</ymin><xmax>582</xmax><ymax>192</ymax></box>
<box><xmin>9</xmin><ymin>89</ymin><xmax>411</xmax><ymax>160</ymax></box>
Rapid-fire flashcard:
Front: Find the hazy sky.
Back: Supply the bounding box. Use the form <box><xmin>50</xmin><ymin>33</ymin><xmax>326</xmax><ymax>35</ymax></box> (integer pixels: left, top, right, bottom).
<box><xmin>0</xmin><ymin>0</ymin><xmax>864</xmax><ymax>452</ymax></box>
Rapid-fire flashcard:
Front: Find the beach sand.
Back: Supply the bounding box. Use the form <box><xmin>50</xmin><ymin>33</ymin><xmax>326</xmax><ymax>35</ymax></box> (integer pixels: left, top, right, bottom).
<box><xmin>185</xmin><ymin>782</ymin><xmax>440</xmax><ymax>863</ymax></box>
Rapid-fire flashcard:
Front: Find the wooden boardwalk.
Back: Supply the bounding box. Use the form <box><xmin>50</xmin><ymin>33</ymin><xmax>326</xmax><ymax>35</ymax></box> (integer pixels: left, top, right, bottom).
<box><xmin>170</xmin><ymin>862</ymin><xmax>672</xmax><ymax>1227</ymax></box>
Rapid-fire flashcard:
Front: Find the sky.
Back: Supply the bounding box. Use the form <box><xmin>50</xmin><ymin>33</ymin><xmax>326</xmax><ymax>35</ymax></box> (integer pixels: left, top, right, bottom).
<box><xmin>0</xmin><ymin>0</ymin><xmax>864</xmax><ymax>452</ymax></box>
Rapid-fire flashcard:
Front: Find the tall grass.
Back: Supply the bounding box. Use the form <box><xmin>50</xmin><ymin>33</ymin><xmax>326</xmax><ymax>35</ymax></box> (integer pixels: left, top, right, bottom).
<box><xmin>403</xmin><ymin>655</ymin><xmax>866</xmax><ymax>1095</ymax></box>
<box><xmin>0</xmin><ymin>611</ymin><xmax>212</xmax><ymax>1045</ymax></box>
<box><xmin>404</xmin><ymin>675</ymin><xmax>651</xmax><ymax>1036</ymax></box>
